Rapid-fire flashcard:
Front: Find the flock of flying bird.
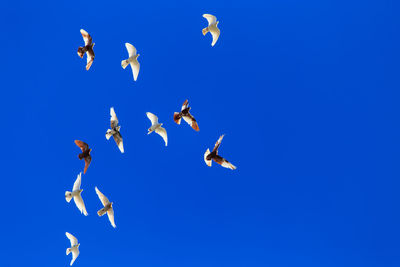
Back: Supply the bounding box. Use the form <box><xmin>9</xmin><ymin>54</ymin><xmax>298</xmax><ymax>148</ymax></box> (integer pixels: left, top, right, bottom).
<box><xmin>64</xmin><ymin>13</ymin><xmax>235</xmax><ymax>266</ymax></box>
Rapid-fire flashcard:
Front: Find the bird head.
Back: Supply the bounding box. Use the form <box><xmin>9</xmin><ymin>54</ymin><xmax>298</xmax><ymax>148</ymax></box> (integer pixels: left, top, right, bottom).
<box><xmin>136</xmin><ymin>54</ymin><xmax>140</xmax><ymax>59</ymax></box>
<box><xmin>117</xmin><ymin>126</ymin><xmax>121</xmax><ymax>131</ymax></box>
<box><xmin>92</xmin><ymin>43</ymin><xmax>95</xmax><ymax>47</ymax></box>
<box><xmin>79</xmin><ymin>189</ymin><xmax>83</xmax><ymax>193</ymax></box>
<box><xmin>110</xmin><ymin>202</ymin><xmax>114</xmax><ymax>207</ymax></box>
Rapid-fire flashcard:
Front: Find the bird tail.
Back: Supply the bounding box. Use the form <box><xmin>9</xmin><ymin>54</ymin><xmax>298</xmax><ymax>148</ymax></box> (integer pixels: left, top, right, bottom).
<box><xmin>77</xmin><ymin>47</ymin><xmax>85</xmax><ymax>58</ymax></box>
<box><xmin>105</xmin><ymin>130</ymin><xmax>112</xmax><ymax>140</ymax></box>
<box><xmin>121</xmin><ymin>59</ymin><xmax>129</xmax><ymax>69</ymax></box>
<box><xmin>97</xmin><ymin>207</ymin><xmax>107</xmax><ymax>217</ymax></box>
<box><xmin>173</xmin><ymin>112</ymin><xmax>182</xmax><ymax>124</ymax></box>
<box><xmin>66</xmin><ymin>248</ymin><xmax>71</xmax><ymax>255</ymax></box>
<box><xmin>202</xmin><ymin>27</ymin><xmax>209</xmax><ymax>35</ymax></box>
<box><xmin>65</xmin><ymin>191</ymin><xmax>73</xmax><ymax>203</ymax></box>
<box><xmin>204</xmin><ymin>149</ymin><xmax>212</xmax><ymax>167</ymax></box>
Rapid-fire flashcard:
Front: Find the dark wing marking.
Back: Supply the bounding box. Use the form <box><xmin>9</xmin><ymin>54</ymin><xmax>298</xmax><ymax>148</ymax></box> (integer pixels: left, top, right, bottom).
<box><xmin>213</xmin><ymin>155</ymin><xmax>236</xmax><ymax>170</ymax></box>
<box><xmin>212</xmin><ymin>134</ymin><xmax>224</xmax><ymax>153</ymax></box>
<box><xmin>75</xmin><ymin>140</ymin><xmax>89</xmax><ymax>152</ymax></box>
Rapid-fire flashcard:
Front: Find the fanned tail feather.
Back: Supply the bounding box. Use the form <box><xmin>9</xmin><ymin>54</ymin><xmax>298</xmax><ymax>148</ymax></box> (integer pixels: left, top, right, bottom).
<box><xmin>77</xmin><ymin>47</ymin><xmax>84</xmax><ymax>58</ymax></box>
<box><xmin>204</xmin><ymin>149</ymin><xmax>212</xmax><ymax>167</ymax></box>
<box><xmin>106</xmin><ymin>130</ymin><xmax>112</xmax><ymax>140</ymax></box>
<box><xmin>121</xmin><ymin>59</ymin><xmax>129</xmax><ymax>69</ymax></box>
<box><xmin>173</xmin><ymin>112</ymin><xmax>182</xmax><ymax>124</ymax></box>
<box><xmin>202</xmin><ymin>27</ymin><xmax>209</xmax><ymax>35</ymax></box>
<box><xmin>65</xmin><ymin>191</ymin><xmax>73</xmax><ymax>203</ymax></box>
<box><xmin>97</xmin><ymin>207</ymin><xmax>107</xmax><ymax>216</ymax></box>
<box><xmin>66</xmin><ymin>248</ymin><xmax>71</xmax><ymax>255</ymax></box>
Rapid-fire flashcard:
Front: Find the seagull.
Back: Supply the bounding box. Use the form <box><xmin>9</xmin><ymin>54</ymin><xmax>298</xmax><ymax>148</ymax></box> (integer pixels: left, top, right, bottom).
<box><xmin>74</xmin><ymin>140</ymin><xmax>92</xmax><ymax>174</ymax></box>
<box><xmin>146</xmin><ymin>112</ymin><xmax>168</xmax><ymax>146</ymax></box>
<box><xmin>95</xmin><ymin>186</ymin><xmax>116</xmax><ymax>228</ymax></box>
<box><xmin>77</xmin><ymin>29</ymin><xmax>95</xmax><ymax>70</ymax></box>
<box><xmin>65</xmin><ymin>172</ymin><xmax>88</xmax><ymax>216</ymax></box>
<box><xmin>204</xmin><ymin>134</ymin><xmax>236</xmax><ymax>170</ymax></box>
<box><xmin>106</xmin><ymin>107</ymin><xmax>124</xmax><ymax>153</ymax></box>
<box><xmin>66</xmin><ymin>232</ymin><xmax>80</xmax><ymax>266</ymax></box>
<box><xmin>173</xmin><ymin>99</ymin><xmax>199</xmax><ymax>131</ymax></box>
<box><xmin>202</xmin><ymin>14</ymin><xmax>220</xmax><ymax>47</ymax></box>
<box><xmin>121</xmin><ymin>43</ymin><xmax>140</xmax><ymax>81</ymax></box>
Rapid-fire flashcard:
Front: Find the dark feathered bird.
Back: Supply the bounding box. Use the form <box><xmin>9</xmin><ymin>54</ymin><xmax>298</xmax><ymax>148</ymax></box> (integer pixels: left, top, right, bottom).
<box><xmin>74</xmin><ymin>140</ymin><xmax>92</xmax><ymax>174</ymax></box>
<box><xmin>77</xmin><ymin>29</ymin><xmax>95</xmax><ymax>70</ymax></box>
<box><xmin>204</xmin><ymin>135</ymin><xmax>236</xmax><ymax>170</ymax></box>
<box><xmin>173</xmin><ymin>99</ymin><xmax>199</xmax><ymax>131</ymax></box>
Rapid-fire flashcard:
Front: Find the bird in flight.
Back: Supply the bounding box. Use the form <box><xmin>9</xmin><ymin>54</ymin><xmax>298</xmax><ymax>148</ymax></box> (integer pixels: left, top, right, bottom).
<box><xmin>106</xmin><ymin>107</ymin><xmax>124</xmax><ymax>153</ymax></box>
<box><xmin>74</xmin><ymin>140</ymin><xmax>92</xmax><ymax>174</ymax></box>
<box><xmin>65</xmin><ymin>172</ymin><xmax>88</xmax><ymax>216</ymax></box>
<box><xmin>202</xmin><ymin>14</ymin><xmax>220</xmax><ymax>47</ymax></box>
<box><xmin>66</xmin><ymin>232</ymin><xmax>80</xmax><ymax>266</ymax></box>
<box><xmin>121</xmin><ymin>43</ymin><xmax>140</xmax><ymax>81</ymax></box>
<box><xmin>77</xmin><ymin>29</ymin><xmax>95</xmax><ymax>70</ymax></box>
<box><xmin>146</xmin><ymin>112</ymin><xmax>168</xmax><ymax>146</ymax></box>
<box><xmin>95</xmin><ymin>186</ymin><xmax>116</xmax><ymax>228</ymax></box>
<box><xmin>204</xmin><ymin>134</ymin><xmax>236</xmax><ymax>170</ymax></box>
<box><xmin>173</xmin><ymin>99</ymin><xmax>199</xmax><ymax>131</ymax></box>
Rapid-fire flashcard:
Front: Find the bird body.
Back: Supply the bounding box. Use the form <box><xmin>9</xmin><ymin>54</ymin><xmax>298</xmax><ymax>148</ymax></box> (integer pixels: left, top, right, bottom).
<box><xmin>204</xmin><ymin>135</ymin><xmax>236</xmax><ymax>170</ymax></box>
<box><xmin>121</xmin><ymin>43</ymin><xmax>140</xmax><ymax>81</ymax></box>
<box><xmin>146</xmin><ymin>112</ymin><xmax>168</xmax><ymax>146</ymax></box>
<box><xmin>66</xmin><ymin>232</ymin><xmax>80</xmax><ymax>266</ymax></box>
<box><xmin>202</xmin><ymin>14</ymin><xmax>220</xmax><ymax>46</ymax></box>
<box><xmin>77</xmin><ymin>29</ymin><xmax>95</xmax><ymax>70</ymax></box>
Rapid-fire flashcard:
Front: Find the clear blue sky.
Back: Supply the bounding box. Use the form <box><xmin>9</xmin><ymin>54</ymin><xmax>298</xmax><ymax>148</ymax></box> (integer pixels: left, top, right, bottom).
<box><xmin>1</xmin><ymin>0</ymin><xmax>399</xmax><ymax>266</ymax></box>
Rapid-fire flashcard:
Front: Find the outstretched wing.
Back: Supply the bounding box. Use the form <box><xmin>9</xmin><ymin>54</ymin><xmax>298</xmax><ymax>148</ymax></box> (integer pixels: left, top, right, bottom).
<box><xmin>181</xmin><ymin>99</ymin><xmax>189</xmax><ymax>111</ymax></box>
<box><xmin>95</xmin><ymin>186</ymin><xmax>110</xmax><ymax>206</ymax></box>
<box><xmin>146</xmin><ymin>112</ymin><xmax>158</xmax><ymax>126</ymax></box>
<box><xmin>107</xmin><ymin>208</ymin><xmax>117</xmax><ymax>228</ymax></box>
<box><xmin>74</xmin><ymin>140</ymin><xmax>89</xmax><ymax>152</ymax></box>
<box><xmin>182</xmin><ymin>114</ymin><xmax>199</xmax><ymax>131</ymax></box>
<box><xmin>113</xmin><ymin>132</ymin><xmax>124</xmax><ymax>153</ymax></box>
<box><xmin>80</xmin><ymin>29</ymin><xmax>92</xmax><ymax>46</ymax></box>
<box><xmin>70</xmin><ymin>248</ymin><xmax>79</xmax><ymax>266</ymax></box>
<box><xmin>66</xmin><ymin>232</ymin><xmax>78</xmax><ymax>246</ymax></box>
<box><xmin>212</xmin><ymin>134</ymin><xmax>224</xmax><ymax>153</ymax></box>
<box><xmin>83</xmin><ymin>155</ymin><xmax>91</xmax><ymax>174</ymax></box>
<box><xmin>210</xmin><ymin>27</ymin><xmax>220</xmax><ymax>47</ymax></box>
<box><xmin>213</xmin><ymin>155</ymin><xmax>236</xmax><ymax>170</ymax></box>
<box><xmin>74</xmin><ymin>194</ymin><xmax>88</xmax><ymax>216</ymax></box>
<box><xmin>110</xmin><ymin>107</ymin><xmax>119</xmax><ymax>129</ymax></box>
<box><xmin>86</xmin><ymin>50</ymin><xmax>94</xmax><ymax>70</ymax></box>
<box><xmin>125</xmin><ymin>42</ymin><xmax>137</xmax><ymax>58</ymax></box>
<box><xmin>203</xmin><ymin>14</ymin><xmax>217</xmax><ymax>25</ymax></box>
<box><xmin>130</xmin><ymin>60</ymin><xmax>140</xmax><ymax>81</ymax></box>
<box><xmin>155</xmin><ymin>126</ymin><xmax>168</xmax><ymax>146</ymax></box>
<box><xmin>72</xmin><ymin>172</ymin><xmax>82</xmax><ymax>191</ymax></box>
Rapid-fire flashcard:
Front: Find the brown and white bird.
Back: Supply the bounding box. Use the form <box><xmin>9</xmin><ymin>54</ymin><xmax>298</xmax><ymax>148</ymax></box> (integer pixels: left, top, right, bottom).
<box><xmin>66</xmin><ymin>232</ymin><xmax>80</xmax><ymax>266</ymax></box>
<box><xmin>95</xmin><ymin>186</ymin><xmax>116</xmax><ymax>228</ymax></box>
<box><xmin>202</xmin><ymin>14</ymin><xmax>220</xmax><ymax>47</ymax></box>
<box><xmin>121</xmin><ymin>43</ymin><xmax>140</xmax><ymax>81</ymax></box>
<box><xmin>204</xmin><ymin>134</ymin><xmax>236</xmax><ymax>170</ymax></box>
<box><xmin>65</xmin><ymin>172</ymin><xmax>88</xmax><ymax>216</ymax></box>
<box><xmin>74</xmin><ymin>140</ymin><xmax>92</xmax><ymax>174</ymax></box>
<box><xmin>146</xmin><ymin>112</ymin><xmax>168</xmax><ymax>146</ymax></box>
<box><xmin>106</xmin><ymin>107</ymin><xmax>124</xmax><ymax>153</ymax></box>
<box><xmin>77</xmin><ymin>29</ymin><xmax>95</xmax><ymax>70</ymax></box>
<box><xmin>173</xmin><ymin>99</ymin><xmax>199</xmax><ymax>131</ymax></box>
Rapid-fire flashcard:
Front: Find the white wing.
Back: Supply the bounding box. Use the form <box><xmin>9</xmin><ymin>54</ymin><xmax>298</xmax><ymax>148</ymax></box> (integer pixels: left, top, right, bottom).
<box><xmin>66</xmin><ymin>232</ymin><xmax>78</xmax><ymax>246</ymax></box>
<box><xmin>95</xmin><ymin>186</ymin><xmax>110</xmax><ymax>207</ymax></box>
<box><xmin>221</xmin><ymin>160</ymin><xmax>236</xmax><ymax>170</ymax></box>
<box><xmin>70</xmin><ymin>247</ymin><xmax>80</xmax><ymax>266</ymax></box>
<box><xmin>74</xmin><ymin>195</ymin><xmax>88</xmax><ymax>216</ymax></box>
<box><xmin>182</xmin><ymin>115</ymin><xmax>194</xmax><ymax>127</ymax></box>
<box><xmin>80</xmin><ymin>29</ymin><xmax>91</xmax><ymax>46</ymax></box>
<box><xmin>203</xmin><ymin>14</ymin><xmax>217</xmax><ymax>25</ymax></box>
<box><xmin>110</xmin><ymin>107</ymin><xmax>118</xmax><ymax>125</ymax></box>
<box><xmin>155</xmin><ymin>126</ymin><xmax>168</xmax><ymax>146</ymax></box>
<box><xmin>210</xmin><ymin>27</ymin><xmax>220</xmax><ymax>47</ymax></box>
<box><xmin>72</xmin><ymin>172</ymin><xmax>82</xmax><ymax>191</ymax></box>
<box><xmin>107</xmin><ymin>208</ymin><xmax>116</xmax><ymax>228</ymax></box>
<box><xmin>146</xmin><ymin>112</ymin><xmax>159</xmax><ymax>126</ymax></box>
<box><xmin>125</xmin><ymin>42</ymin><xmax>137</xmax><ymax>58</ymax></box>
<box><xmin>130</xmin><ymin>60</ymin><xmax>140</xmax><ymax>81</ymax></box>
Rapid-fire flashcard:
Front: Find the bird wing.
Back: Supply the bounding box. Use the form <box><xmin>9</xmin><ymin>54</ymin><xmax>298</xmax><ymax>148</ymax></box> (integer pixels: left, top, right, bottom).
<box><xmin>75</xmin><ymin>140</ymin><xmax>88</xmax><ymax>152</ymax></box>
<box><xmin>83</xmin><ymin>155</ymin><xmax>91</xmax><ymax>174</ymax></box>
<box><xmin>182</xmin><ymin>114</ymin><xmax>199</xmax><ymax>131</ymax></box>
<box><xmin>95</xmin><ymin>186</ymin><xmax>110</xmax><ymax>206</ymax></box>
<box><xmin>155</xmin><ymin>126</ymin><xmax>168</xmax><ymax>146</ymax></box>
<box><xmin>130</xmin><ymin>60</ymin><xmax>140</xmax><ymax>81</ymax></box>
<box><xmin>80</xmin><ymin>29</ymin><xmax>92</xmax><ymax>46</ymax></box>
<box><xmin>72</xmin><ymin>172</ymin><xmax>82</xmax><ymax>191</ymax></box>
<box><xmin>66</xmin><ymin>232</ymin><xmax>78</xmax><ymax>246</ymax></box>
<box><xmin>110</xmin><ymin>107</ymin><xmax>119</xmax><ymax>129</ymax></box>
<box><xmin>74</xmin><ymin>194</ymin><xmax>88</xmax><ymax>216</ymax></box>
<box><xmin>213</xmin><ymin>155</ymin><xmax>236</xmax><ymax>170</ymax></box>
<box><xmin>203</xmin><ymin>14</ymin><xmax>217</xmax><ymax>25</ymax></box>
<box><xmin>210</xmin><ymin>27</ymin><xmax>220</xmax><ymax>47</ymax></box>
<box><xmin>181</xmin><ymin>99</ymin><xmax>189</xmax><ymax>111</ymax></box>
<box><xmin>107</xmin><ymin>208</ymin><xmax>117</xmax><ymax>228</ymax></box>
<box><xmin>70</xmin><ymin>247</ymin><xmax>79</xmax><ymax>266</ymax></box>
<box><xmin>86</xmin><ymin>50</ymin><xmax>94</xmax><ymax>70</ymax></box>
<box><xmin>113</xmin><ymin>132</ymin><xmax>124</xmax><ymax>153</ymax></box>
<box><xmin>146</xmin><ymin>112</ymin><xmax>158</xmax><ymax>126</ymax></box>
<box><xmin>212</xmin><ymin>134</ymin><xmax>224</xmax><ymax>153</ymax></box>
<box><xmin>125</xmin><ymin>42</ymin><xmax>137</xmax><ymax>58</ymax></box>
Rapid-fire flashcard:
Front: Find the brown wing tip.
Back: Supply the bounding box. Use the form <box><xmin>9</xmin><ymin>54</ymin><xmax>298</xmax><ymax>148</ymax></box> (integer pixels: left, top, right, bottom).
<box><xmin>192</xmin><ymin>121</ymin><xmax>199</xmax><ymax>131</ymax></box>
<box><xmin>173</xmin><ymin>112</ymin><xmax>181</xmax><ymax>124</ymax></box>
<box><xmin>86</xmin><ymin>60</ymin><xmax>93</xmax><ymax>70</ymax></box>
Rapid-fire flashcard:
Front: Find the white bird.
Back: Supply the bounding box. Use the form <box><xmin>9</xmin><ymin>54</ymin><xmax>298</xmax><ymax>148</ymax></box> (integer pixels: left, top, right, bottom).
<box><xmin>95</xmin><ymin>186</ymin><xmax>116</xmax><ymax>228</ymax></box>
<box><xmin>146</xmin><ymin>112</ymin><xmax>168</xmax><ymax>146</ymax></box>
<box><xmin>121</xmin><ymin>43</ymin><xmax>140</xmax><ymax>81</ymax></box>
<box><xmin>65</xmin><ymin>172</ymin><xmax>88</xmax><ymax>216</ymax></box>
<box><xmin>106</xmin><ymin>107</ymin><xmax>124</xmax><ymax>153</ymax></box>
<box><xmin>202</xmin><ymin>14</ymin><xmax>220</xmax><ymax>46</ymax></box>
<box><xmin>66</xmin><ymin>232</ymin><xmax>80</xmax><ymax>266</ymax></box>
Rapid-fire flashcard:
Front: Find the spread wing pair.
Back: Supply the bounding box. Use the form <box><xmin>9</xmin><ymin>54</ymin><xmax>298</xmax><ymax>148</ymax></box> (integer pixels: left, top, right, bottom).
<box><xmin>173</xmin><ymin>99</ymin><xmax>199</xmax><ymax>131</ymax></box>
<box><xmin>121</xmin><ymin>43</ymin><xmax>140</xmax><ymax>81</ymax></box>
<box><xmin>106</xmin><ymin>107</ymin><xmax>124</xmax><ymax>153</ymax></box>
<box><xmin>66</xmin><ymin>232</ymin><xmax>80</xmax><ymax>266</ymax></box>
<box><xmin>65</xmin><ymin>172</ymin><xmax>88</xmax><ymax>216</ymax></box>
<box><xmin>75</xmin><ymin>140</ymin><xmax>92</xmax><ymax>174</ymax></box>
<box><xmin>77</xmin><ymin>29</ymin><xmax>95</xmax><ymax>70</ymax></box>
<box><xmin>95</xmin><ymin>187</ymin><xmax>116</xmax><ymax>228</ymax></box>
<box><xmin>202</xmin><ymin>14</ymin><xmax>220</xmax><ymax>47</ymax></box>
<box><xmin>204</xmin><ymin>135</ymin><xmax>236</xmax><ymax>170</ymax></box>
<box><xmin>146</xmin><ymin>112</ymin><xmax>168</xmax><ymax>146</ymax></box>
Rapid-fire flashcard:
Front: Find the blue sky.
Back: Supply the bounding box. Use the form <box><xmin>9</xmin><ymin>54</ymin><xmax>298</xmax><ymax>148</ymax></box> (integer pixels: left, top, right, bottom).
<box><xmin>1</xmin><ymin>0</ymin><xmax>399</xmax><ymax>266</ymax></box>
